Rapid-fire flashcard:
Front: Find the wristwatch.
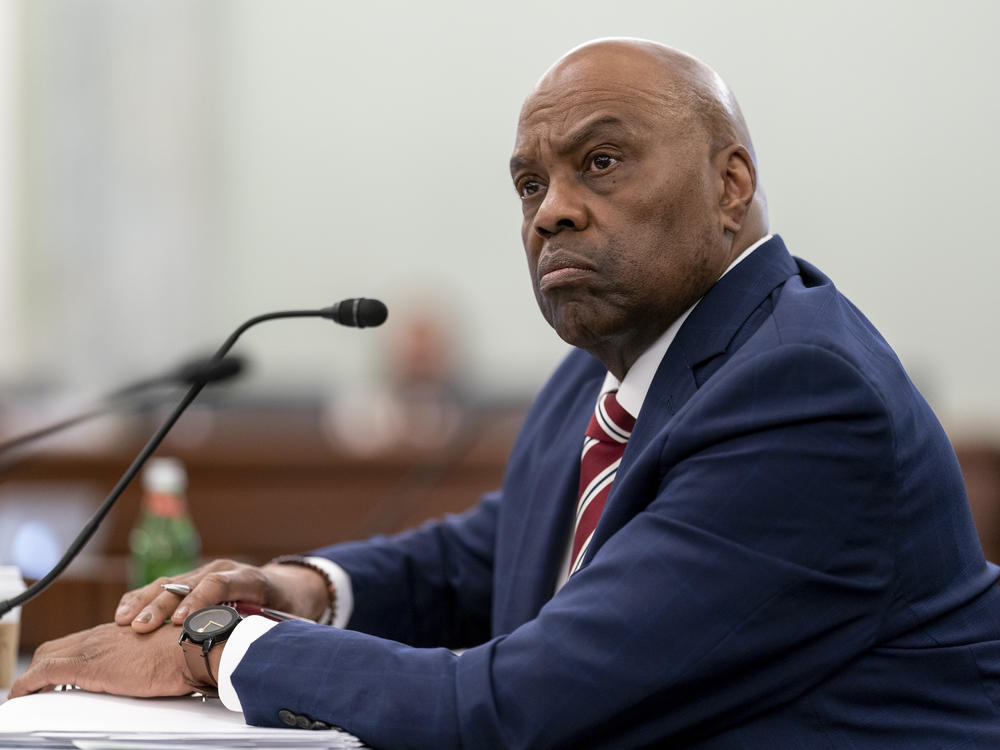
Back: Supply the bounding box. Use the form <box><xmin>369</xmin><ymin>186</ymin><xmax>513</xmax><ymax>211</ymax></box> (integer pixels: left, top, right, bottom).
<box><xmin>178</xmin><ymin>604</ymin><xmax>242</xmax><ymax>693</ymax></box>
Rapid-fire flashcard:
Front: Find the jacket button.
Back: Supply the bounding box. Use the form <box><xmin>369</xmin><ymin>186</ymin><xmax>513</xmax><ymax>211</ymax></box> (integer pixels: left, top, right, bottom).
<box><xmin>277</xmin><ymin>709</ymin><xmax>297</xmax><ymax>727</ymax></box>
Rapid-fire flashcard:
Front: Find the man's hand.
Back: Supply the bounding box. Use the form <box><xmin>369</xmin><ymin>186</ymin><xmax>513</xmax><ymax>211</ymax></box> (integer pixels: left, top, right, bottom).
<box><xmin>114</xmin><ymin>558</ymin><xmax>329</xmax><ymax>633</ymax></box>
<box><xmin>8</xmin><ymin>623</ymin><xmax>195</xmax><ymax>699</ymax></box>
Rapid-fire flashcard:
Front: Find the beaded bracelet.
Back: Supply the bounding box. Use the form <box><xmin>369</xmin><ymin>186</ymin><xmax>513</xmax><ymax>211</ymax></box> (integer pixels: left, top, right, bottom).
<box><xmin>269</xmin><ymin>555</ymin><xmax>337</xmax><ymax>625</ymax></box>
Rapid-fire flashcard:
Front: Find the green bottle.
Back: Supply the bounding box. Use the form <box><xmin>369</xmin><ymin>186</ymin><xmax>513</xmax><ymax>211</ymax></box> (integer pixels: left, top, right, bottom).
<box><xmin>129</xmin><ymin>457</ymin><xmax>201</xmax><ymax>589</ymax></box>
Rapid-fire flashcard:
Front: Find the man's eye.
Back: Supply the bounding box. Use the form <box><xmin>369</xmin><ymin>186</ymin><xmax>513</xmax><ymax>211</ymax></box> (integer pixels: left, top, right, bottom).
<box><xmin>518</xmin><ymin>180</ymin><xmax>542</xmax><ymax>198</ymax></box>
<box><xmin>589</xmin><ymin>154</ymin><xmax>618</xmax><ymax>171</ymax></box>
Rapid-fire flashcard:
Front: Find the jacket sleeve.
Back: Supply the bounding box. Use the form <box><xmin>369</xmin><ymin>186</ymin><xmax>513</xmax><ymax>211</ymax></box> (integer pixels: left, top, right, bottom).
<box><xmin>230</xmin><ymin>344</ymin><xmax>967</xmax><ymax>748</ymax></box>
<box><xmin>308</xmin><ymin>491</ymin><xmax>499</xmax><ymax>649</ymax></box>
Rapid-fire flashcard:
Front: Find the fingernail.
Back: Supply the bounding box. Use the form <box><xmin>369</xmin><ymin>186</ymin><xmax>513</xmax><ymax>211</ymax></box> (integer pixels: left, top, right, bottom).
<box><xmin>174</xmin><ymin>607</ymin><xmax>188</xmax><ymax>621</ymax></box>
<box><xmin>115</xmin><ymin>604</ymin><xmax>130</xmax><ymax>617</ymax></box>
<box><xmin>134</xmin><ymin>610</ymin><xmax>152</xmax><ymax>624</ymax></box>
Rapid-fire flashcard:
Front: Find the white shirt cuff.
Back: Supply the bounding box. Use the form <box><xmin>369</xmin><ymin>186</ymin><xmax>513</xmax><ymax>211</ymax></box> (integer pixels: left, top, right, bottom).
<box><xmin>217</xmin><ymin>559</ymin><xmax>353</xmax><ymax>713</ymax></box>
<box><xmin>305</xmin><ymin>556</ymin><xmax>354</xmax><ymax>629</ymax></box>
<box><xmin>217</xmin><ymin>614</ymin><xmax>278</xmax><ymax>712</ymax></box>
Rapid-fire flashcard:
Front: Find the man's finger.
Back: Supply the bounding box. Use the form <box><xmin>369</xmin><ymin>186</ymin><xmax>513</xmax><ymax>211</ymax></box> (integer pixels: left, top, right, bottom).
<box><xmin>9</xmin><ymin>671</ymin><xmax>57</xmax><ymax>698</ymax></box>
<box><xmin>115</xmin><ymin>575</ymin><xmax>190</xmax><ymax>626</ymax></box>
<box><xmin>200</xmin><ymin>566</ymin><xmax>272</xmax><ymax>607</ymax></box>
<box><xmin>8</xmin><ymin>654</ymin><xmax>69</xmax><ymax>699</ymax></box>
<box><xmin>129</xmin><ymin>589</ymin><xmax>195</xmax><ymax>632</ymax></box>
<box><xmin>114</xmin><ymin>582</ymin><xmax>159</xmax><ymax>624</ymax></box>
<box><xmin>129</xmin><ymin>572</ymin><xmax>233</xmax><ymax>632</ymax></box>
<box><xmin>169</xmin><ymin>570</ymin><xmax>253</xmax><ymax>624</ymax></box>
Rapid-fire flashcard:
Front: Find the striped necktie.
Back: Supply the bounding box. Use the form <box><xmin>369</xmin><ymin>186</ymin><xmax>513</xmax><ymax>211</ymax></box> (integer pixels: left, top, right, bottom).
<box><xmin>569</xmin><ymin>390</ymin><xmax>636</xmax><ymax>576</ymax></box>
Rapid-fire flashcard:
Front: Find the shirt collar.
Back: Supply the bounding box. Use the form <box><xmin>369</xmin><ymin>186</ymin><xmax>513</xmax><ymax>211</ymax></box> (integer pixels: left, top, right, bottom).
<box><xmin>600</xmin><ymin>234</ymin><xmax>773</xmax><ymax>418</ymax></box>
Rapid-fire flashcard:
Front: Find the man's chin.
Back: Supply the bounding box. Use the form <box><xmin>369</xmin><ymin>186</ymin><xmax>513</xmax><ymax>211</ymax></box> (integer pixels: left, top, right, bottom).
<box><xmin>547</xmin><ymin>304</ymin><xmax>618</xmax><ymax>352</ymax></box>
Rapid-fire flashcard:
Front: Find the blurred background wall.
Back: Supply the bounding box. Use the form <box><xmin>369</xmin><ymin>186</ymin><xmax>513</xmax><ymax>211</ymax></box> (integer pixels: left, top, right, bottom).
<box><xmin>0</xmin><ymin>0</ymin><xmax>998</xmax><ymax>432</ymax></box>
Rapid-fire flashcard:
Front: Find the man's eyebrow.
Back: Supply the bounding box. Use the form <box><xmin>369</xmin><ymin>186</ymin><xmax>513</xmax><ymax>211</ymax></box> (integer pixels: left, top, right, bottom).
<box><xmin>509</xmin><ymin>115</ymin><xmax>638</xmax><ymax>176</ymax></box>
<box><xmin>509</xmin><ymin>155</ymin><xmax>532</xmax><ymax>177</ymax></box>
<box><xmin>560</xmin><ymin>115</ymin><xmax>636</xmax><ymax>155</ymax></box>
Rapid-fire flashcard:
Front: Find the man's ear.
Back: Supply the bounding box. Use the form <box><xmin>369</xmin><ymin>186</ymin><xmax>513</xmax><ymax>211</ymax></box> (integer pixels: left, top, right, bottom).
<box><xmin>717</xmin><ymin>145</ymin><xmax>756</xmax><ymax>235</ymax></box>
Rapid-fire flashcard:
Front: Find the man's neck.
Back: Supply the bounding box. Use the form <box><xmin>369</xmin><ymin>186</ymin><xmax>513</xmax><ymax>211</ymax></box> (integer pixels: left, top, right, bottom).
<box><xmin>603</xmin><ymin>233</ymin><xmax>774</xmax><ymax>416</ymax></box>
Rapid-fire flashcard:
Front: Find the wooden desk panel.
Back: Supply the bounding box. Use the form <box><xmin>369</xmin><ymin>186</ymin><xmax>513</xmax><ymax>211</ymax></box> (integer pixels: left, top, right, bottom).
<box><xmin>6</xmin><ymin>405</ymin><xmax>522</xmax><ymax>650</ymax></box>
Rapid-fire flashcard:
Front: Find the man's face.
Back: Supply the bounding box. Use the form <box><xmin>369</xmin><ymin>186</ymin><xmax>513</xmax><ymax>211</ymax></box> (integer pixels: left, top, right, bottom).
<box><xmin>510</xmin><ymin>50</ymin><xmax>731</xmax><ymax>369</ymax></box>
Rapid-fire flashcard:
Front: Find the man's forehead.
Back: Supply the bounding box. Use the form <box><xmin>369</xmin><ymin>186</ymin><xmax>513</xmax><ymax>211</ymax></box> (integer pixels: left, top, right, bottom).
<box><xmin>518</xmin><ymin>100</ymin><xmax>642</xmax><ymax>145</ymax></box>
<box><xmin>520</xmin><ymin>82</ymin><xmax>669</xmax><ymax>126</ymax></box>
<box><xmin>529</xmin><ymin>51</ymin><xmax>672</xmax><ymax>111</ymax></box>
<box><xmin>512</xmin><ymin>83</ymin><xmax>683</xmax><ymax>159</ymax></box>
<box><xmin>514</xmin><ymin>45</ymin><xmax>690</xmax><ymax>138</ymax></box>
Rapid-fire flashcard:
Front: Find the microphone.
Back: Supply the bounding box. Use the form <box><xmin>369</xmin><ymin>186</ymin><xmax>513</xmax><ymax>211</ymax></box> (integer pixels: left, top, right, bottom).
<box><xmin>0</xmin><ymin>356</ymin><xmax>246</xmax><ymax>458</ymax></box>
<box><xmin>109</xmin><ymin>355</ymin><xmax>246</xmax><ymax>399</ymax></box>
<box><xmin>319</xmin><ymin>298</ymin><xmax>388</xmax><ymax>328</ymax></box>
<box><xmin>0</xmin><ymin>298</ymin><xmax>388</xmax><ymax>618</ymax></box>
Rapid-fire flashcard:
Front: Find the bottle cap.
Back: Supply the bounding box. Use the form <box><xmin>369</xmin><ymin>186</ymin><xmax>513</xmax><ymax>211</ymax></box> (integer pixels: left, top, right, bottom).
<box><xmin>143</xmin><ymin>457</ymin><xmax>188</xmax><ymax>495</ymax></box>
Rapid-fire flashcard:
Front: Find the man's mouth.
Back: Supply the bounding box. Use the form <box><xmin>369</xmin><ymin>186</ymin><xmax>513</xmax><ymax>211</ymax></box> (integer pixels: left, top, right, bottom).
<box><xmin>537</xmin><ymin>253</ymin><xmax>596</xmax><ymax>292</ymax></box>
<box><xmin>539</xmin><ymin>266</ymin><xmax>595</xmax><ymax>292</ymax></box>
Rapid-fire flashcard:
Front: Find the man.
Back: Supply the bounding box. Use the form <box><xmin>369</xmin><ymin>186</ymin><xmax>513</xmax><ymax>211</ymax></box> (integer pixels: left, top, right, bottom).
<box><xmin>12</xmin><ymin>38</ymin><xmax>1000</xmax><ymax>748</ymax></box>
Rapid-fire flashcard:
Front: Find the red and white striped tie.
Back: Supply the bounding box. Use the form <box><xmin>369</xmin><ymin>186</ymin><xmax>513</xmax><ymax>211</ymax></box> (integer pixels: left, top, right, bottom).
<box><xmin>569</xmin><ymin>390</ymin><xmax>636</xmax><ymax>575</ymax></box>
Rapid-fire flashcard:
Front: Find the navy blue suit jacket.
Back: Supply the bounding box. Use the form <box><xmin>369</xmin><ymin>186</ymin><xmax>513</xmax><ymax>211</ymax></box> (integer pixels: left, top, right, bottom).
<box><xmin>232</xmin><ymin>236</ymin><xmax>1000</xmax><ymax>748</ymax></box>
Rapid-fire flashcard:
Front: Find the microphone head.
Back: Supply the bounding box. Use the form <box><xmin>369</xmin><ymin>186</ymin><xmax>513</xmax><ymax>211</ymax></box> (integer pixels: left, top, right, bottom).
<box><xmin>322</xmin><ymin>298</ymin><xmax>388</xmax><ymax>328</ymax></box>
<box><xmin>173</xmin><ymin>355</ymin><xmax>246</xmax><ymax>386</ymax></box>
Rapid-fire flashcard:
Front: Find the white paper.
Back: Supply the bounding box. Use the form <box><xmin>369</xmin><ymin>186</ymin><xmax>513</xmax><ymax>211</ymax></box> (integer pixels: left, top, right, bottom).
<box><xmin>0</xmin><ymin>691</ymin><xmax>366</xmax><ymax>748</ymax></box>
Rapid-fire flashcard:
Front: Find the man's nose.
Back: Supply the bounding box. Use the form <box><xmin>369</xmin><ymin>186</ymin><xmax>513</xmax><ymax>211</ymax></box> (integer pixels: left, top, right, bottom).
<box><xmin>533</xmin><ymin>180</ymin><xmax>588</xmax><ymax>239</ymax></box>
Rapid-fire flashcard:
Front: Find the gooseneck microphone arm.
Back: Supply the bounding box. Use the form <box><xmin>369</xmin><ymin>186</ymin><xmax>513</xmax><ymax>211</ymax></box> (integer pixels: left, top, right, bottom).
<box><xmin>0</xmin><ymin>299</ymin><xmax>387</xmax><ymax>618</ymax></box>
<box><xmin>0</xmin><ymin>356</ymin><xmax>245</xmax><ymax>459</ymax></box>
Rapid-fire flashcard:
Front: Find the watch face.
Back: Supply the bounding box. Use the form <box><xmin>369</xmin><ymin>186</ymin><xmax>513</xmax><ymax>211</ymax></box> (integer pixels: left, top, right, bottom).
<box><xmin>184</xmin><ymin>606</ymin><xmax>239</xmax><ymax>642</ymax></box>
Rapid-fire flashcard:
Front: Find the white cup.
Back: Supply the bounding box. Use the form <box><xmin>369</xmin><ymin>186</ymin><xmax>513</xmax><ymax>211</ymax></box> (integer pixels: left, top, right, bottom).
<box><xmin>0</xmin><ymin>566</ymin><xmax>26</xmax><ymax>690</ymax></box>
